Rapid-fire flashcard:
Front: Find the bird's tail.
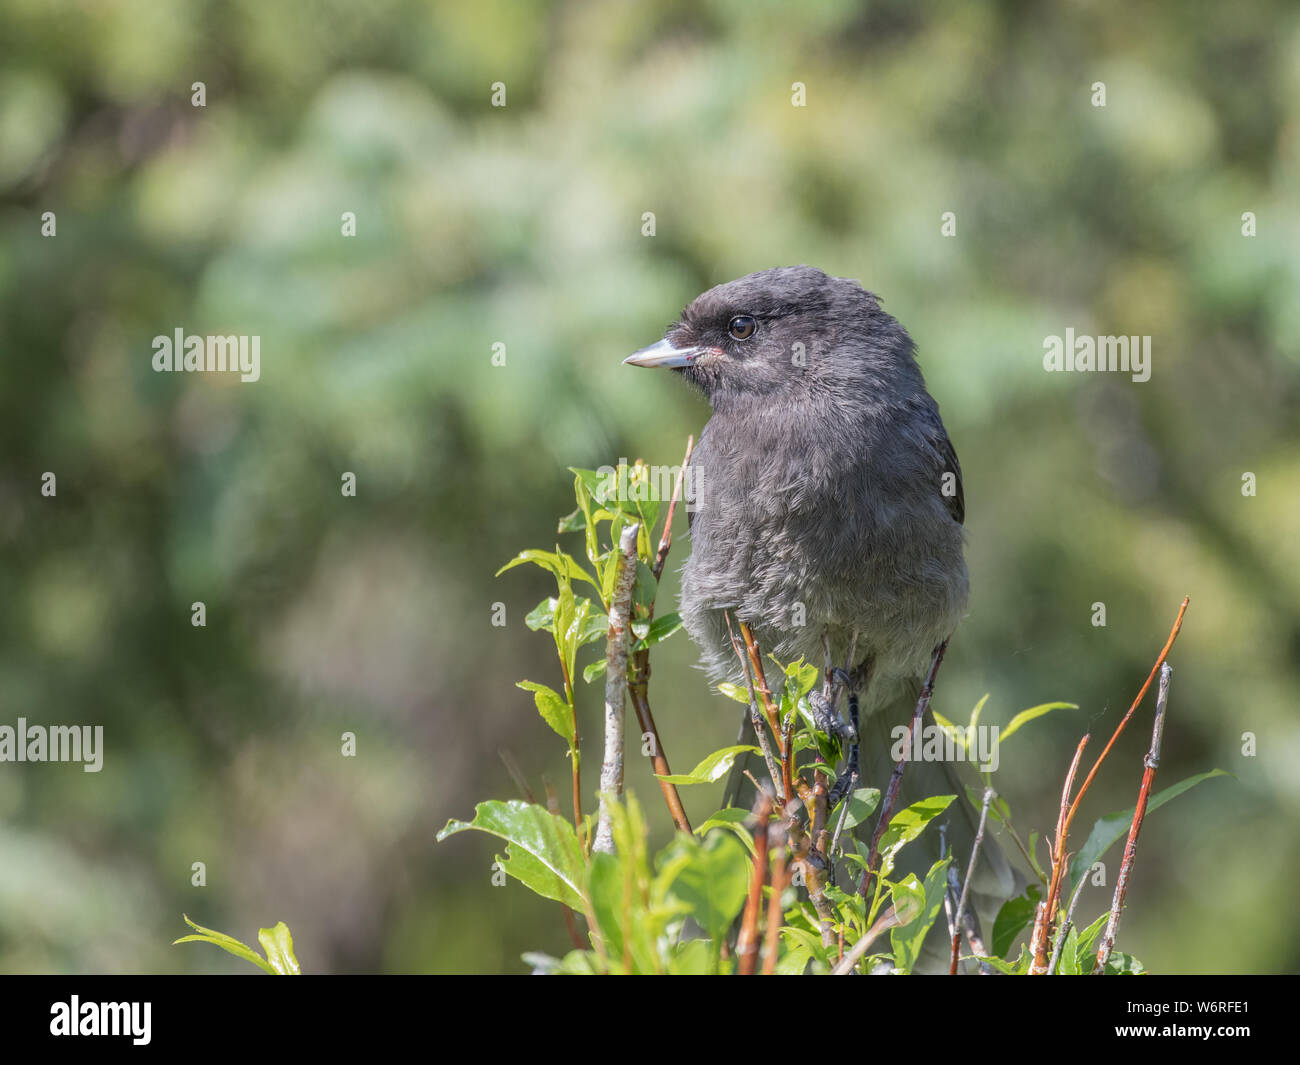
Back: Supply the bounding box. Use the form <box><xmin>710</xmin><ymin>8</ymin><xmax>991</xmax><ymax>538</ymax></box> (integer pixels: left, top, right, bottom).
<box><xmin>855</xmin><ymin>686</ymin><xmax>1025</xmax><ymax>972</ymax></box>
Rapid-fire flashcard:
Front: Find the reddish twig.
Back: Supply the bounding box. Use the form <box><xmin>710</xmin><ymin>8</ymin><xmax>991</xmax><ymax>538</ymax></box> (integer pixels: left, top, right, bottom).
<box><xmin>733</xmin><ymin>618</ymin><xmax>813</xmax><ymax>807</ymax></box>
<box><xmin>1065</xmin><ymin>597</ymin><xmax>1189</xmax><ymax>837</ymax></box>
<box><xmin>1093</xmin><ymin>662</ymin><xmax>1173</xmax><ymax>973</ymax></box>
<box><xmin>650</xmin><ymin>435</ymin><xmax>694</xmax><ymax>582</ymax></box>
<box><xmin>764</xmin><ymin>826</ymin><xmax>789</xmax><ymax>975</ymax></box>
<box><xmin>1033</xmin><ymin>734</ymin><xmax>1089</xmax><ymax>973</ymax></box>
<box><xmin>627</xmin><ymin>437</ymin><xmax>695</xmax><ymax>833</ymax></box>
<box><xmin>1047</xmin><ymin>867</ymin><xmax>1091</xmax><ymax>975</ymax></box>
<box><xmin>737</xmin><ymin>790</ymin><xmax>774</xmax><ymax>974</ymax></box>
<box><xmin>738</xmin><ymin>621</ymin><xmax>783</xmax><ymax>760</ymax></box>
<box><xmin>727</xmin><ymin>614</ymin><xmax>785</xmax><ymax>799</ymax></box>
<box><xmin>1033</xmin><ymin>596</ymin><xmax>1188</xmax><ymax>972</ymax></box>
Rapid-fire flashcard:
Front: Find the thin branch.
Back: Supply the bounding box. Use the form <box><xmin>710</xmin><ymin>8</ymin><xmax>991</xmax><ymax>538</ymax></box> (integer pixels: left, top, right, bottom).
<box><xmin>1033</xmin><ymin>733</ymin><xmax>1089</xmax><ymax>973</ymax></box>
<box><xmin>737</xmin><ymin>789</ymin><xmax>774</xmax><ymax>974</ymax></box>
<box><xmin>949</xmin><ymin>786</ymin><xmax>994</xmax><ymax>974</ymax></box>
<box><xmin>738</xmin><ymin>621</ymin><xmax>783</xmax><ymax>760</ymax></box>
<box><xmin>651</xmin><ymin>435</ymin><xmax>694</xmax><ymax>582</ymax></box>
<box><xmin>593</xmin><ymin>522</ymin><xmax>640</xmax><ymax>854</ymax></box>
<box><xmin>627</xmin><ymin>687</ymin><xmax>691</xmax><ymax>832</ymax></box>
<box><xmin>830</xmin><ymin>905</ymin><xmax>904</xmax><ymax>975</ymax></box>
<box><xmin>784</xmin><ymin>800</ymin><xmax>835</xmax><ymax>946</ymax></box>
<box><xmin>828</xmin><ymin>765</ymin><xmax>859</xmax><ymax>861</ymax></box>
<box><xmin>945</xmin><ymin>861</ymin><xmax>991</xmax><ymax>968</ymax></box>
<box><xmin>763</xmin><ymin>822</ymin><xmax>789</xmax><ymax>975</ymax></box>
<box><xmin>1033</xmin><ymin>596</ymin><xmax>1188</xmax><ymax>972</ymax></box>
<box><xmin>626</xmin><ymin>436</ymin><xmax>695</xmax><ymax>833</ymax></box>
<box><xmin>1047</xmin><ymin>869</ymin><xmax>1091</xmax><ymax>975</ymax></box>
<box><xmin>1093</xmin><ymin>662</ymin><xmax>1173</xmax><ymax>974</ymax></box>
<box><xmin>727</xmin><ymin>612</ymin><xmax>784</xmax><ymax>798</ymax></box>
<box><xmin>1064</xmin><ymin>598</ymin><xmax>1189</xmax><ymax>842</ymax></box>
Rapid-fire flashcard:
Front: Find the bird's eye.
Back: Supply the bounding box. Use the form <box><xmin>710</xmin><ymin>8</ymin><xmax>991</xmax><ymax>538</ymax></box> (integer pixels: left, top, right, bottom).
<box><xmin>728</xmin><ymin>315</ymin><xmax>757</xmax><ymax>340</ymax></box>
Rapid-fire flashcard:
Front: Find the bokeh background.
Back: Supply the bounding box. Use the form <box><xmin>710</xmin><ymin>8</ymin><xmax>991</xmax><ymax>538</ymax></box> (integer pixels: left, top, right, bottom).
<box><xmin>1</xmin><ymin>0</ymin><xmax>1297</xmax><ymax>974</ymax></box>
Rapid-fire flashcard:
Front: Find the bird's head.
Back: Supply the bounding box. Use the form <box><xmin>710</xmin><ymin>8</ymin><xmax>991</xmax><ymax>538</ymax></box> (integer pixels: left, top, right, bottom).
<box><xmin>624</xmin><ymin>265</ymin><xmax>915</xmax><ymax>407</ymax></box>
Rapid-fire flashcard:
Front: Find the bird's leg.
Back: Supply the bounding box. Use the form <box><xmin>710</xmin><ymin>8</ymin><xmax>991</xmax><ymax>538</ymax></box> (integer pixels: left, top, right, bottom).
<box><xmin>807</xmin><ymin>668</ymin><xmax>856</xmax><ymax>747</ymax></box>
<box><xmin>827</xmin><ymin>639</ymin><xmax>868</xmax><ymax>809</ymax></box>
<box><xmin>821</xmin><ymin>632</ymin><xmax>834</xmax><ymax>703</ymax></box>
<box><xmin>825</xmin><ymin>665</ymin><xmax>859</xmax><ymax>808</ymax></box>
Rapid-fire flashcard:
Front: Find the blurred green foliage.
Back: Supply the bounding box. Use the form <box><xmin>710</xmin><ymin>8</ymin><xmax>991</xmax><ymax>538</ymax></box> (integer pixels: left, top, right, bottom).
<box><xmin>0</xmin><ymin>0</ymin><xmax>1297</xmax><ymax>973</ymax></box>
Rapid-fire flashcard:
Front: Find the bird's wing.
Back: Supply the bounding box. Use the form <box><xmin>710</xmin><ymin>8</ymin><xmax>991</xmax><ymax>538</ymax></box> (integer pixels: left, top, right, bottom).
<box><xmin>932</xmin><ymin>426</ymin><xmax>965</xmax><ymax>525</ymax></box>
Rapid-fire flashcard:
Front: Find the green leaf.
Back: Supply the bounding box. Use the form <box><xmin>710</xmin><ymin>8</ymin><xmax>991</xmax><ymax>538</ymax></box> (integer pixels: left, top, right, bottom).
<box><xmin>831</xmin><ymin>787</ymin><xmax>880</xmax><ymax>832</ymax></box>
<box><xmin>437</xmin><ymin>800</ymin><xmax>587</xmax><ymax>911</ymax></box>
<box><xmin>661</xmin><ymin>832</ymin><xmax>751</xmax><ymax>945</ymax></box>
<box><xmin>517</xmin><ymin>681</ymin><xmax>573</xmax><ymax>741</ymax></box>
<box><xmin>782</xmin><ymin>658</ymin><xmax>820</xmax><ymax>700</ymax></box>
<box><xmin>524</xmin><ymin>598</ymin><xmax>556</xmax><ymax>633</ymax></box>
<box><xmin>173</xmin><ymin>915</ymin><xmax>278</xmax><ymax>975</ymax></box>
<box><xmin>774</xmin><ymin>946</ymin><xmax>813</xmax><ymax>976</ymax></box>
<box><xmin>976</xmin><ymin>945</ymin><xmax>1032</xmax><ymax>974</ymax></box>
<box><xmin>781</xmin><ymin>926</ymin><xmax>831</xmax><ymax>966</ymax></box>
<box><xmin>877</xmin><ymin>795</ymin><xmax>954</xmax><ymax>879</ymax></box>
<box><xmin>717</xmin><ymin>682</ymin><xmax>751</xmax><ymax>704</ymax></box>
<box><xmin>583</xmin><ymin>658</ymin><xmax>607</xmax><ymax>684</ymax></box>
<box><xmin>568</xmin><ymin>469</ymin><xmax>602</xmax><ymax>566</ymax></box>
<box><xmin>889</xmin><ymin>876</ymin><xmax>925</xmax><ymax>930</ymax></box>
<box><xmin>1103</xmin><ymin>951</ymin><xmax>1146</xmax><ymax>975</ymax></box>
<box><xmin>1026</xmin><ymin>830</ymin><xmax>1048</xmax><ymax>882</ymax></box>
<box><xmin>556</xmin><ymin>507</ymin><xmax>585</xmax><ymax>533</ymax></box>
<box><xmin>577</xmin><ymin>610</ymin><xmax>610</xmax><ymax>646</ymax></box>
<box><xmin>693</xmin><ymin>809</ymin><xmax>755</xmax><ymax>855</ymax></box>
<box><xmin>655</xmin><ymin>745</ymin><xmax>760</xmax><ymax>786</ymax></box>
<box><xmin>523</xmin><ymin>948</ymin><xmax>601</xmax><ymax>975</ymax></box>
<box><xmin>693</xmin><ymin>808</ymin><xmax>752</xmax><ymax>834</ymax></box>
<box><xmin>931</xmin><ymin>710</ymin><xmax>968</xmax><ymax>753</ymax></box>
<box><xmin>1069</xmin><ymin>769</ymin><xmax>1230</xmax><ymax>890</ymax></box>
<box><xmin>601</xmin><ymin>538</ymin><xmax>624</xmax><ymax>602</ymax></box>
<box><xmin>495</xmin><ymin>549</ymin><xmax>601</xmax><ymax>594</ymax></box>
<box><xmin>633</xmin><ymin>611</ymin><xmax>682</xmax><ymax>649</ymax></box>
<box><xmin>669</xmin><ymin>938</ymin><xmax>714</xmax><ymax>975</ymax></box>
<box><xmin>1000</xmin><ymin>701</ymin><xmax>1077</xmax><ymax>743</ymax></box>
<box><xmin>257</xmin><ymin>922</ymin><xmax>300</xmax><ymax>975</ymax></box>
<box><xmin>586</xmin><ymin>850</ymin><xmax>630</xmax><ymax>969</ymax></box>
<box><xmin>633</xmin><ymin>561</ymin><xmax>658</xmax><ymax>611</ymax></box>
<box><xmin>554</xmin><ymin>585</ymin><xmax>593</xmax><ymax>682</ymax></box>
<box><xmin>890</xmin><ymin>858</ymin><xmax>951</xmax><ymax>974</ymax></box>
<box><xmin>1073</xmin><ymin>911</ymin><xmax>1109</xmax><ymax>970</ymax></box>
<box><xmin>1057</xmin><ymin>923</ymin><xmax>1081</xmax><ymax>975</ymax></box>
<box><xmin>992</xmin><ymin>885</ymin><xmax>1041</xmax><ymax>959</ymax></box>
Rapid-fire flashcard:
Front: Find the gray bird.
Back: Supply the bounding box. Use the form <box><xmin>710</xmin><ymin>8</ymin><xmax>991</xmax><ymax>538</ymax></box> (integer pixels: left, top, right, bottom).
<box><xmin>625</xmin><ymin>265</ymin><xmax>965</xmax><ymax>704</ymax></box>
<box><xmin>625</xmin><ymin>265</ymin><xmax>1018</xmax><ymax>967</ymax></box>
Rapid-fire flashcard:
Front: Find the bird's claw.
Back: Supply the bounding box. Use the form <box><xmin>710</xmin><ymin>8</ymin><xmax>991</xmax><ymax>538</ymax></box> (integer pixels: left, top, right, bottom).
<box><xmin>807</xmin><ymin>689</ymin><xmax>858</xmax><ymax>743</ymax></box>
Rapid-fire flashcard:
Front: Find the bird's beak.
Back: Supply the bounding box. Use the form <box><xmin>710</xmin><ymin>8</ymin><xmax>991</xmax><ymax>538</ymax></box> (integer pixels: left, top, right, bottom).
<box><xmin>623</xmin><ymin>337</ymin><xmax>703</xmax><ymax>369</ymax></box>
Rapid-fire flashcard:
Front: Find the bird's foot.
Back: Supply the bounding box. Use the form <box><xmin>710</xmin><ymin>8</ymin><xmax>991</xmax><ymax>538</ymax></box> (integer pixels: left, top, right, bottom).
<box><xmin>825</xmin><ymin>667</ymin><xmax>861</xmax><ymax>806</ymax></box>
